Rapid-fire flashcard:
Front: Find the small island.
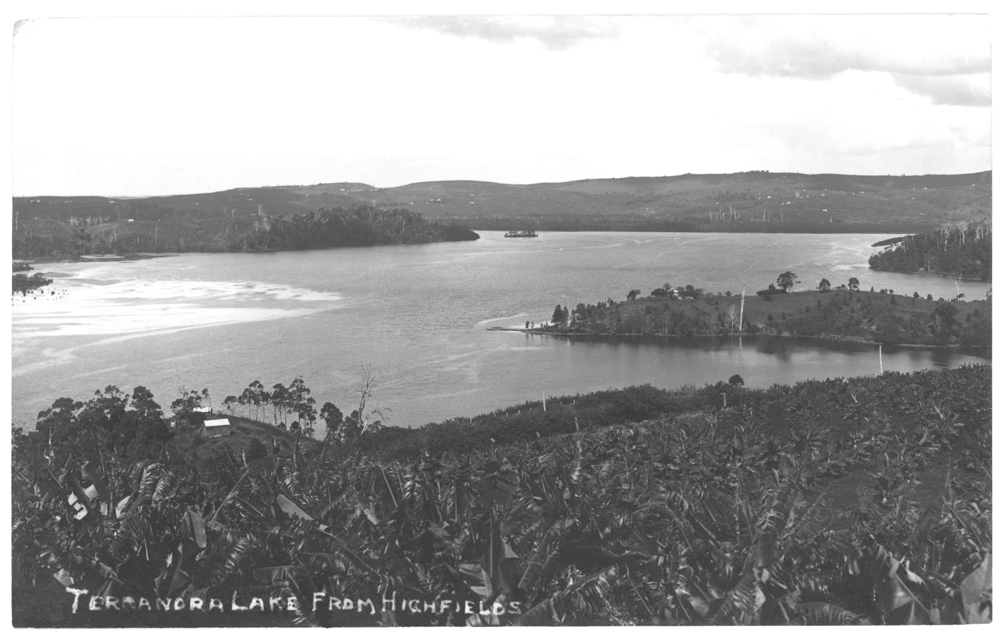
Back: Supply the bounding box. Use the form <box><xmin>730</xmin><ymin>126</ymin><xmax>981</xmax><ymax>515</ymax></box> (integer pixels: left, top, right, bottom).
<box><xmin>504</xmin><ymin>229</ymin><xmax>538</xmax><ymax>238</ymax></box>
<box><xmin>502</xmin><ymin>273</ymin><xmax>991</xmax><ymax>348</ymax></box>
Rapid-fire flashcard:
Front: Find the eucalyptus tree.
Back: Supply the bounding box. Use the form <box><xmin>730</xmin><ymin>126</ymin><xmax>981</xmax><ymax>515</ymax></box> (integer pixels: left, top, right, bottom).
<box><xmin>777</xmin><ymin>271</ymin><xmax>797</xmax><ymax>292</ymax></box>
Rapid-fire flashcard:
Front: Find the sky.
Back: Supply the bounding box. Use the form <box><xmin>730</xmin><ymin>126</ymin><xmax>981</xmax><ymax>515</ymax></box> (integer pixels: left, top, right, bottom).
<box><xmin>9</xmin><ymin>6</ymin><xmax>994</xmax><ymax>196</ymax></box>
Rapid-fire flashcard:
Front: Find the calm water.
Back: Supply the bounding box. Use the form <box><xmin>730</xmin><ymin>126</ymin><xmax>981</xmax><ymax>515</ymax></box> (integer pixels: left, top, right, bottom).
<box><xmin>11</xmin><ymin>232</ymin><xmax>990</xmax><ymax>430</ymax></box>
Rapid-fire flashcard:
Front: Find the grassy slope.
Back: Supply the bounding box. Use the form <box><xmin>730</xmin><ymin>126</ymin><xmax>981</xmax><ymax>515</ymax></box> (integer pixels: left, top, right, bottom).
<box><xmin>166</xmin><ymin>415</ymin><xmax>323</xmax><ymax>468</ymax></box>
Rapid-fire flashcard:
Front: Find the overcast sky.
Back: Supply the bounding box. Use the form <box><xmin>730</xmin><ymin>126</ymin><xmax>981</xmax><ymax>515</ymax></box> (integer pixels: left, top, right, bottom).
<box><xmin>11</xmin><ymin>10</ymin><xmax>992</xmax><ymax>196</ymax></box>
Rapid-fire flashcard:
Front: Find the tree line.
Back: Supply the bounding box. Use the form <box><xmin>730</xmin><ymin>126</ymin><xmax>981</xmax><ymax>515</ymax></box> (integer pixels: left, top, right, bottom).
<box><xmin>220</xmin><ymin>372</ymin><xmax>383</xmax><ymax>444</ymax></box>
<box><xmin>229</xmin><ymin>206</ymin><xmax>479</xmax><ymax>251</ymax></box>
<box><xmin>868</xmin><ymin>220</ymin><xmax>991</xmax><ymax>280</ymax></box>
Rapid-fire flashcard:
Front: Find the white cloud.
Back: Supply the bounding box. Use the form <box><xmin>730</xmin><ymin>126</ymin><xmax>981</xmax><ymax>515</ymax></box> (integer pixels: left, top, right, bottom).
<box><xmin>389</xmin><ymin>16</ymin><xmax>620</xmax><ymax>51</ymax></box>
<box><xmin>702</xmin><ymin>15</ymin><xmax>991</xmax><ymax>107</ymax></box>
<box><xmin>892</xmin><ymin>74</ymin><xmax>991</xmax><ymax>107</ymax></box>
<box><xmin>10</xmin><ymin>14</ymin><xmax>992</xmax><ymax>196</ymax></box>
<box><xmin>703</xmin><ymin>15</ymin><xmax>989</xmax><ymax>78</ymax></box>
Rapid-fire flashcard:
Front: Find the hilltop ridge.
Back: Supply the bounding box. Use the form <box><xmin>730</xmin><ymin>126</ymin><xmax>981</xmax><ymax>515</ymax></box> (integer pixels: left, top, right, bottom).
<box><xmin>12</xmin><ymin>171</ymin><xmax>990</xmax><ymax>258</ymax></box>
<box><xmin>17</xmin><ymin>170</ymin><xmax>989</xmax><ymax>229</ymax></box>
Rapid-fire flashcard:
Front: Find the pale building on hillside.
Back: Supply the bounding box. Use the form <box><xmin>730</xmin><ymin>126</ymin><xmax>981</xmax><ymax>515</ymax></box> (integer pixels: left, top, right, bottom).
<box><xmin>203</xmin><ymin>418</ymin><xmax>232</xmax><ymax>438</ymax></box>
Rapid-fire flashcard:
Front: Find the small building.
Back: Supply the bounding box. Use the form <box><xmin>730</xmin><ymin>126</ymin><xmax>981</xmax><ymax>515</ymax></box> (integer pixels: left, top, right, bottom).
<box><xmin>203</xmin><ymin>418</ymin><xmax>232</xmax><ymax>438</ymax></box>
<box><xmin>193</xmin><ymin>406</ymin><xmax>212</xmax><ymax>414</ymax></box>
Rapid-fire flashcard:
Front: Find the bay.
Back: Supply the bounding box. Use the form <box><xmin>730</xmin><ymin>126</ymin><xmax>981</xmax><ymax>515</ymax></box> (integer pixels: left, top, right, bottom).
<box><xmin>11</xmin><ymin>231</ymin><xmax>990</xmax><ymax>430</ymax></box>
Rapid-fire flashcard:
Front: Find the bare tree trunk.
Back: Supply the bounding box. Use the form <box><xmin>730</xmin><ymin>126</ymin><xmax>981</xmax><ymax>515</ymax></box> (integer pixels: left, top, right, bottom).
<box><xmin>739</xmin><ymin>284</ymin><xmax>746</xmax><ymax>333</ymax></box>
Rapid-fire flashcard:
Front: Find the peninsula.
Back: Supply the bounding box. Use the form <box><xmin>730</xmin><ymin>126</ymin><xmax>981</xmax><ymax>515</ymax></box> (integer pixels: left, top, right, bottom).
<box><xmin>512</xmin><ymin>277</ymin><xmax>990</xmax><ymax>348</ymax></box>
<box><xmin>868</xmin><ymin>220</ymin><xmax>991</xmax><ymax>281</ymax></box>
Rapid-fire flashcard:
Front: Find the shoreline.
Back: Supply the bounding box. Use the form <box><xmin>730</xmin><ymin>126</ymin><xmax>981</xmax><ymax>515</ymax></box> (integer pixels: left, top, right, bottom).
<box><xmin>16</xmin><ymin>252</ymin><xmax>178</xmax><ymax>266</ymax></box>
<box><xmin>868</xmin><ymin>266</ymin><xmax>990</xmax><ymax>283</ymax></box>
<box><xmin>486</xmin><ymin>326</ymin><xmax>992</xmax><ymax>352</ymax></box>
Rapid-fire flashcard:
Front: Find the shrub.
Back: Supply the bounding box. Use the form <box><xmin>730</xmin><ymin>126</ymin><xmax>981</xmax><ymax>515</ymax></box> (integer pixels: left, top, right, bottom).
<box><xmin>246</xmin><ymin>437</ymin><xmax>268</xmax><ymax>460</ymax></box>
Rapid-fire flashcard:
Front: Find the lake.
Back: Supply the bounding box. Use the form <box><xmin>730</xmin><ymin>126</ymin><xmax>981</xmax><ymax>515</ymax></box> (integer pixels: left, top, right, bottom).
<box><xmin>11</xmin><ymin>231</ymin><xmax>991</xmax><ymax>430</ymax></box>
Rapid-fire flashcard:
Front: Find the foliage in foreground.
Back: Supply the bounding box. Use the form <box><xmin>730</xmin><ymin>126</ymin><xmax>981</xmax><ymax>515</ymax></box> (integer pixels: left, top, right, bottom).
<box><xmin>12</xmin><ymin>365</ymin><xmax>992</xmax><ymax>626</ymax></box>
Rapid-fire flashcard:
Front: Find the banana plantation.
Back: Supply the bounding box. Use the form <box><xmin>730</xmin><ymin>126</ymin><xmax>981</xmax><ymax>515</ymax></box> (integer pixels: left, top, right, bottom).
<box><xmin>12</xmin><ymin>365</ymin><xmax>992</xmax><ymax>626</ymax></box>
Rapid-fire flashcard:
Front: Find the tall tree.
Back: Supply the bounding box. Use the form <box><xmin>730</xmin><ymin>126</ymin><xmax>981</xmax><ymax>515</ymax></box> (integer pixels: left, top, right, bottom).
<box><xmin>551</xmin><ymin>305</ymin><xmax>567</xmax><ymax>325</ymax></box>
<box><xmin>725</xmin><ymin>304</ymin><xmax>739</xmax><ymax>334</ymax></box>
<box><xmin>777</xmin><ymin>272</ymin><xmax>798</xmax><ymax>292</ymax></box>
<box><xmin>320</xmin><ymin>402</ymin><xmax>343</xmax><ymax>442</ymax></box>
<box><xmin>271</xmin><ymin>383</ymin><xmax>289</xmax><ymax>428</ymax></box>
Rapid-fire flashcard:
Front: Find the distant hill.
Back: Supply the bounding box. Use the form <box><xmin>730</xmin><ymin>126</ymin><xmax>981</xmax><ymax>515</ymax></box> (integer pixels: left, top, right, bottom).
<box><xmin>13</xmin><ymin>171</ymin><xmax>991</xmax><ymax>258</ymax></box>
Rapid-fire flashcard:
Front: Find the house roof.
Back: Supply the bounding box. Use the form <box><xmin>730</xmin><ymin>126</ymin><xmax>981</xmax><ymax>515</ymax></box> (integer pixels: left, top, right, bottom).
<box><xmin>204</xmin><ymin>418</ymin><xmax>231</xmax><ymax>428</ymax></box>
<box><xmin>193</xmin><ymin>406</ymin><xmax>212</xmax><ymax>413</ymax></box>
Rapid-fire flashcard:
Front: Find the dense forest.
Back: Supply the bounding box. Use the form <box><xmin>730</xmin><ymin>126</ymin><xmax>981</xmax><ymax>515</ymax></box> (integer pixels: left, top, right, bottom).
<box><xmin>868</xmin><ymin>221</ymin><xmax>991</xmax><ymax>281</ymax></box>
<box><xmin>10</xmin><ymin>205</ymin><xmax>477</xmax><ymax>259</ymax></box>
<box><xmin>12</xmin><ymin>365</ymin><xmax>991</xmax><ymax>626</ymax></box>
<box><xmin>230</xmin><ymin>206</ymin><xmax>479</xmax><ymax>251</ymax></box>
<box><xmin>534</xmin><ymin>278</ymin><xmax>990</xmax><ymax>348</ymax></box>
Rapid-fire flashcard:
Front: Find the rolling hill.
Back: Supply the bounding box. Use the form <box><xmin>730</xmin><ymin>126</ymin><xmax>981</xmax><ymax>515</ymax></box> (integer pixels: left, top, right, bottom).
<box><xmin>12</xmin><ymin>171</ymin><xmax>991</xmax><ymax>258</ymax></box>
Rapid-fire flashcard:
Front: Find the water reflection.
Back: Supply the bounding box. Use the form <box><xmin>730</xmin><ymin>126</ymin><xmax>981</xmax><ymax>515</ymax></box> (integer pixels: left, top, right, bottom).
<box><xmin>527</xmin><ymin>333</ymin><xmax>988</xmax><ymax>392</ymax></box>
<box><xmin>553</xmin><ymin>334</ymin><xmax>904</xmax><ymax>357</ymax></box>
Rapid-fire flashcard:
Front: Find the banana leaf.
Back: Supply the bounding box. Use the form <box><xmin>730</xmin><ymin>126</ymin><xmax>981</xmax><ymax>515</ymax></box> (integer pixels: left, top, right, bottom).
<box><xmin>83</xmin><ymin>463</ymin><xmax>111</xmax><ymax>502</ymax></box>
<box><xmin>186</xmin><ymin>510</ymin><xmax>208</xmax><ymax>549</ymax></box>
<box><xmin>518</xmin><ymin>529</ymin><xmax>553</xmax><ymax>597</ymax></box>
<box><xmin>960</xmin><ymin>553</ymin><xmax>992</xmax><ymax>624</ymax></box>
<box><xmin>517</xmin><ymin>597</ymin><xmax>561</xmax><ymax>626</ymax></box>
<box><xmin>275</xmin><ymin>494</ymin><xmax>382</xmax><ymax>580</ymax></box>
<box><xmin>798</xmin><ymin>601</ymin><xmax>866</xmax><ymax>625</ymax></box>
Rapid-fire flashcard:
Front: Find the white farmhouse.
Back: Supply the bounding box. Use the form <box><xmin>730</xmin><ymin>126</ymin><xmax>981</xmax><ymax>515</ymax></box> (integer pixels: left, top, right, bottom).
<box><xmin>203</xmin><ymin>418</ymin><xmax>232</xmax><ymax>439</ymax></box>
